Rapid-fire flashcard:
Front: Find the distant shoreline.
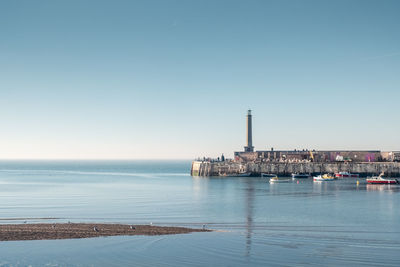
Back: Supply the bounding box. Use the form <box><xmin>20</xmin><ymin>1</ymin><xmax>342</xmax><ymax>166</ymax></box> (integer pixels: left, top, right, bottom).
<box><xmin>0</xmin><ymin>223</ymin><xmax>210</xmax><ymax>241</ymax></box>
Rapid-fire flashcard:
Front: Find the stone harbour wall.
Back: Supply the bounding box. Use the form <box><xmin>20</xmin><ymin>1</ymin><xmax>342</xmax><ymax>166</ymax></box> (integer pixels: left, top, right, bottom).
<box><xmin>191</xmin><ymin>161</ymin><xmax>400</xmax><ymax>177</ymax></box>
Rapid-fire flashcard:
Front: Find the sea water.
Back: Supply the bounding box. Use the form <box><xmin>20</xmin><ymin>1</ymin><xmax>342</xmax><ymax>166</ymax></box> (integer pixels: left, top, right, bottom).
<box><xmin>0</xmin><ymin>160</ymin><xmax>399</xmax><ymax>266</ymax></box>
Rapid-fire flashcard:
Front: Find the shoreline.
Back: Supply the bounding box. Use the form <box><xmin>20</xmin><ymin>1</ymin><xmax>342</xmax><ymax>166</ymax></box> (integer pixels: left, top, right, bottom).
<box><xmin>0</xmin><ymin>223</ymin><xmax>211</xmax><ymax>241</ymax></box>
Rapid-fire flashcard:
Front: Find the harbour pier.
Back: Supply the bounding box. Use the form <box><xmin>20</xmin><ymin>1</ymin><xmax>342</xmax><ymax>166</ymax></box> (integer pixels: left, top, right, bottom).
<box><xmin>191</xmin><ymin>161</ymin><xmax>400</xmax><ymax>177</ymax></box>
<box><xmin>191</xmin><ymin>110</ymin><xmax>400</xmax><ymax>177</ymax></box>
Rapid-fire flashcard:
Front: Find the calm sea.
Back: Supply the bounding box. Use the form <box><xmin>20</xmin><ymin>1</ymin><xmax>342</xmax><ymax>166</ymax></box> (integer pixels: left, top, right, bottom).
<box><xmin>0</xmin><ymin>160</ymin><xmax>399</xmax><ymax>266</ymax></box>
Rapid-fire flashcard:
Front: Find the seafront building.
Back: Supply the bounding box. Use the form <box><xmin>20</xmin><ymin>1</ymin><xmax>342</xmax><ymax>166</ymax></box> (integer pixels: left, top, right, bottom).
<box><xmin>235</xmin><ymin>149</ymin><xmax>400</xmax><ymax>164</ymax></box>
<box><xmin>191</xmin><ymin>110</ymin><xmax>400</xmax><ymax>177</ymax></box>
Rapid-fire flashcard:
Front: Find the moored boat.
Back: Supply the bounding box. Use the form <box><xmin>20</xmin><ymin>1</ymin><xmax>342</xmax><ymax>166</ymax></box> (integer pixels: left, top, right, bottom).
<box><xmin>269</xmin><ymin>176</ymin><xmax>291</xmax><ymax>183</ymax></box>
<box><xmin>313</xmin><ymin>174</ymin><xmax>335</xmax><ymax>182</ymax></box>
<box><xmin>335</xmin><ymin>172</ymin><xmax>359</xmax><ymax>178</ymax></box>
<box><xmin>222</xmin><ymin>172</ymin><xmax>252</xmax><ymax>177</ymax></box>
<box><xmin>366</xmin><ymin>173</ymin><xmax>398</xmax><ymax>184</ymax></box>
<box><xmin>234</xmin><ymin>172</ymin><xmax>252</xmax><ymax>177</ymax></box>
<box><xmin>291</xmin><ymin>173</ymin><xmax>310</xmax><ymax>179</ymax></box>
<box><xmin>262</xmin><ymin>173</ymin><xmax>278</xmax><ymax>178</ymax></box>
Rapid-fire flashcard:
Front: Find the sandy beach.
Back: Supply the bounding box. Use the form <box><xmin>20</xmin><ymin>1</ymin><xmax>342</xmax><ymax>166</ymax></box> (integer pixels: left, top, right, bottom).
<box><xmin>0</xmin><ymin>223</ymin><xmax>210</xmax><ymax>241</ymax></box>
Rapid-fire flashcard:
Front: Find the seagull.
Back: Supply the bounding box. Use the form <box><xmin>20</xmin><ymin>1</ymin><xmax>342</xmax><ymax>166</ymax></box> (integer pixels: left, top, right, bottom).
<box><xmin>52</xmin><ymin>224</ymin><xmax>56</xmax><ymax>229</ymax></box>
<box><xmin>130</xmin><ymin>225</ymin><xmax>136</xmax><ymax>230</ymax></box>
<box><xmin>202</xmin><ymin>224</ymin><xmax>206</xmax><ymax>230</ymax></box>
<box><xmin>150</xmin><ymin>222</ymin><xmax>153</xmax><ymax>226</ymax></box>
<box><xmin>93</xmin><ymin>226</ymin><xmax>99</xmax><ymax>232</ymax></box>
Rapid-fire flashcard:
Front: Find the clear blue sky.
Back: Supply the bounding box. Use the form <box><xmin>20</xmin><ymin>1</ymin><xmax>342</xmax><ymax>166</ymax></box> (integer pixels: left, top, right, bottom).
<box><xmin>0</xmin><ymin>0</ymin><xmax>399</xmax><ymax>159</ymax></box>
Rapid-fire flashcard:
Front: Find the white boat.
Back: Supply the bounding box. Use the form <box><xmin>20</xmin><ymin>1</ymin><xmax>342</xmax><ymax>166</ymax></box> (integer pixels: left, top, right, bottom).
<box><xmin>366</xmin><ymin>172</ymin><xmax>398</xmax><ymax>184</ymax></box>
<box><xmin>313</xmin><ymin>174</ymin><xmax>335</xmax><ymax>182</ymax></box>
<box><xmin>269</xmin><ymin>176</ymin><xmax>291</xmax><ymax>183</ymax></box>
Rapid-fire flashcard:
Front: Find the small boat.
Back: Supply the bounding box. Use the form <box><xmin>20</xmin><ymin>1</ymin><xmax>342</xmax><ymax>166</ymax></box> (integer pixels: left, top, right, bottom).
<box><xmin>366</xmin><ymin>172</ymin><xmax>398</xmax><ymax>184</ymax></box>
<box><xmin>291</xmin><ymin>173</ymin><xmax>310</xmax><ymax>179</ymax></box>
<box><xmin>234</xmin><ymin>172</ymin><xmax>252</xmax><ymax>177</ymax></box>
<box><xmin>335</xmin><ymin>172</ymin><xmax>359</xmax><ymax>178</ymax></box>
<box><xmin>222</xmin><ymin>172</ymin><xmax>251</xmax><ymax>177</ymax></box>
<box><xmin>269</xmin><ymin>176</ymin><xmax>291</xmax><ymax>183</ymax></box>
<box><xmin>313</xmin><ymin>174</ymin><xmax>335</xmax><ymax>182</ymax></box>
<box><xmin>262</xmin><ymin>173</ymin><xmax>278</xmax><ymax>178</ymax></box>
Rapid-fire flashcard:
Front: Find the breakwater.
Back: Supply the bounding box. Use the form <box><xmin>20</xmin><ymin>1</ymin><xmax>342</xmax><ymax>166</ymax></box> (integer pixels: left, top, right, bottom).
<box><xmin>191</xmin><ymin>161</ymin><xmax>400</xmax><ymax>177</ymax></box>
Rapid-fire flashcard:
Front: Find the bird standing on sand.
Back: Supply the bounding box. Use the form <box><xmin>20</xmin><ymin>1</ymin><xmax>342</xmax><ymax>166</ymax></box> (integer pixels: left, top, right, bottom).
<box><xmin>130</xmin><ymin>225</ymin><xmax>136</xmax><ymax>230</ymax></box>
<box><xmin>202</xmin><ymin>224</ymin><xmax>206</xmax><ymax>230</ymax></box>
<box><xmin>93</xmin><ymin>226</ymin><xmax>99</xmax><ymax>232</ymax></box>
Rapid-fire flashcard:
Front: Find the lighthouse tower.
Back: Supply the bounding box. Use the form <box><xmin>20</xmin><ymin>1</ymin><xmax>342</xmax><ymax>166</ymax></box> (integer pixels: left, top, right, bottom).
<box><xmin>244</xmin><ymin>109</ymin><xmax>254</xmax><ymax>152</ymax></box>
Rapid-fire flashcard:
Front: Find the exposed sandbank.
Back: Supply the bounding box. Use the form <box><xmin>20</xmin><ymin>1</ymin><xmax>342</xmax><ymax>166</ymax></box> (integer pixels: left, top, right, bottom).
<box><xmin>0</xmin><ymin>223</ymin><xmax>210</xmax><ymax>241</ymax></box>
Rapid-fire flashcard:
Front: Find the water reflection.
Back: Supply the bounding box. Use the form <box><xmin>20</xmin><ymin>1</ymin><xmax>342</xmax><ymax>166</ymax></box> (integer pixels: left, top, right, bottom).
<box><xmin>191</xmin><ymin>177</ymin><xmax>256</xmax><ymax>257</ymax></box>
<box><xmin>191</xmin><ymin>176</ymin><xmax>209</xmax><ymax>201</ymax></box>
<box><xmin>366</xmin><ymin>184</ymin><xmax>400</xmax><ymax>193</ymax></box>
<box><xmin>244</xmin><ymin>179</ymin><xmax>254</xmax><ymax>257</ymax></box>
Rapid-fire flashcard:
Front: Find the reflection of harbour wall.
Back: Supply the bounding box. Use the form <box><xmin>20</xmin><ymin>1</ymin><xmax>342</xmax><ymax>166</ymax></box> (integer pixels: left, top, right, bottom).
<box><xmin>191</xmin><ymin>161</ymin><xmax>400</xmax><ymax>177</ymax></box>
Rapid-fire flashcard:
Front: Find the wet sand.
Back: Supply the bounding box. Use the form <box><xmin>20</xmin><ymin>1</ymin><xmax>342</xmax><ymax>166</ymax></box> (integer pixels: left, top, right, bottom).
<box><xmin>0</xmin><ymin>223</ymin><xmax>210</xmax><ymax>241</ymax></box>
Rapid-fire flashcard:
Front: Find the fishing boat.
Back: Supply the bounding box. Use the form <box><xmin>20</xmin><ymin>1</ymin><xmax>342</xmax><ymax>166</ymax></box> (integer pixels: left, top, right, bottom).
<box><xmin>366</xmin><ymin>173</ymin><xmax>398</xmax><ymax>184</ymax></box>
<box><xmin>221</xmin><ymin>171</ymin><xmax>252</xmax><ymax>177</ymax></box>
<box><xmin>335</xmin><ymin>172</ymin><xmax>359</xmax><ymax>178</ymax></box>
<box><xmin>262</xmin><ymin>173</ymin><xmax>278</xmax><ymax>178</ymax></box>
<box><xmin>269</xmin><ymin>176</ymin><xmax>291</xmax><ymax>183</ymax></box>
<box><xmin>233</xmin><ymin>172</ymin><xmax>252</xmax><ymax>177</ymax></box>
<box><xmin>313</xmin><ymin>174</ymin><xmax>335</xmax><ymax>182</ymax></box>
<box><xmin>291</xmin><ymin>173</ymin><xmax>310</xmax><ymax>179</ymax></box>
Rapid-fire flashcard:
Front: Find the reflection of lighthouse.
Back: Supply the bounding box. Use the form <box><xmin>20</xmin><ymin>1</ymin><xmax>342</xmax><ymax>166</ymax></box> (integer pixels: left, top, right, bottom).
<box><xmin>245</xmin><ymin>179</ymin><xmax>254</xmax><ymax>257</ymax></box>
<box><xmin>244</xmin><ymin>110</ymin><xmax>254</xmax><ymax>152</ymax></box>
